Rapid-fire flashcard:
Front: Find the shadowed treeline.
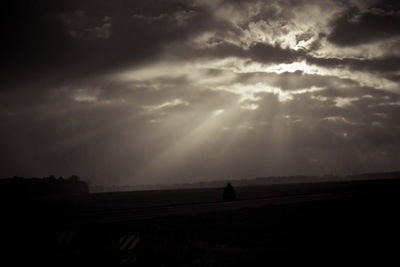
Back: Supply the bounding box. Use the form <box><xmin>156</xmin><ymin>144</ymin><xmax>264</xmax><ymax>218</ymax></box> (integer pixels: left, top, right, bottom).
<box><xmin>0</xmin><ymin>175</ymin><xmax>89</xmax><ymax>197</ymax></box>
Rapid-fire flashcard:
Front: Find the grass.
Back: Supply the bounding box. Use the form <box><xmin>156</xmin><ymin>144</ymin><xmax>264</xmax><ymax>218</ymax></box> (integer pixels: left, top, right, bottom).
<box><xmin>3</xmin><ymin>179</ymin><xmax>400</xmax><ymax>266</ymax></box>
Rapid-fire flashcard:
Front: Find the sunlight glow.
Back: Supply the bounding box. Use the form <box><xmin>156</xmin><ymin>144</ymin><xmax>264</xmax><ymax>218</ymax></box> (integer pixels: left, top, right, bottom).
<box><xmin>241</xmin><ymin>103</ymin><xmax>259</xmax><ymax>110</ymax></box>
<box><xmin>263</xmin><ymin>61</ymin><xmax>319</xmax><ymax>74</ymax></box>
<box><xmin>143</xmin><ymin>98</ymin><xmax>189</xmax><ymax>112</ymax></box>
<box><xmin>72</xmin><ymin>88</ymin><xmax>101</xmax><ymax>102</ymax></box>
<box><xmin>194</xmin><ymin>58</ymin><xmax>398</xmax><ymax>91</ymax></box>
<box><xmin>215</xmin><ymin>83</ymin><xmax>324</xmax><ymax>104</ymax></box>
<box><xmin>323</xmin><ymin>116</ymin><xmax>359</xmax><ymax>126</ymax></box>
<box><xmin>334</xmin><ymin>97</ymin><xmax>359</xmax><ymax>108</ymax></box>
<box><xmin>213</xmin><ymin>109</ymin><xmax>225</xmax><ymax>116</ymax></box>
<box><xmin>133</xmin><ymin>105</ymin><xmax>246</xmax><ymax>182</ymax></box>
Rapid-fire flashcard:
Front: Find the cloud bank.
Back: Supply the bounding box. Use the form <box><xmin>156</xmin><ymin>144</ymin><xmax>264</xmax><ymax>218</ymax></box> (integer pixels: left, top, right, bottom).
<box><xmin>1</xmin><ymin>0</ymin><xmax>399</xmax><ymax>185</ymax></box>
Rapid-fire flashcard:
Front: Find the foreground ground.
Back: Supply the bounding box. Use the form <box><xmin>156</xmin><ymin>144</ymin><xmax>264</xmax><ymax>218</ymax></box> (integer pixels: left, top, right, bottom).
<box><xmin>2</xmin><ymin>179</ymin><xmax>400</xmax><ymax>266</ymax></box>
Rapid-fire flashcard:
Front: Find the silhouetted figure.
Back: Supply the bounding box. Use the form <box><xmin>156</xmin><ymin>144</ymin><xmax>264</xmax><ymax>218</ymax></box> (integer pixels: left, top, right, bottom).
<box><xmin>223</xmin><ymin>182</ymin><xmax>236</xmax><ymax>201</ymax></box>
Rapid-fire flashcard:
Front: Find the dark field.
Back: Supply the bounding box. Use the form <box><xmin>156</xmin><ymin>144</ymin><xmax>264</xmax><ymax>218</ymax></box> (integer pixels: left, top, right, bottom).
<box><xmin>2</xmin><ymin>179</ymin><xmax>400</xmax><ymax>266</ymax></box>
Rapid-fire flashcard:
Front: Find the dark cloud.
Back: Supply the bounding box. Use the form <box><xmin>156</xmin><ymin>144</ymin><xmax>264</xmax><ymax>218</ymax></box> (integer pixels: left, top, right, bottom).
<box><xmin>247</xmin><ymin>43</ymin><xmax>306</xmax><ymax>64</ymax></box>
<box><xmin>328</xmin><ymin>1</ymin><xmax>400</xmax><ymax>46</ymax></box>
<box><xmin>385</xmin><ymin>73</ymin><xmax>400</xmax><ymax>82</ymax></box>
<box><xmin>1</xmin><ymin>0</ymin><xmax>210</xmax><ymax>89</ymax></box>
<box><xmin>236</xmin><ymin>71</ymin><xmax>359</xmax><ymax>90</ymax></box>
<box><xmin>181</xmin><ymin>42</ymin><xmax>306</xmax><ymax>64</ymax></box>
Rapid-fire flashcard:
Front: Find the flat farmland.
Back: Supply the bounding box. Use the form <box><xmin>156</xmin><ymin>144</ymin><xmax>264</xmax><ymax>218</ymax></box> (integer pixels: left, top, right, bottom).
<box><xmin>3</xmin><ymin>179</ymin><xmax>400</xmax><ymax>266</ymax></box>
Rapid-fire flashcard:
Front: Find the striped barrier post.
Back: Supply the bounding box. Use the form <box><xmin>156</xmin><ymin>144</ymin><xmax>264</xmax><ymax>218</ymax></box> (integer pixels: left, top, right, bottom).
<box><xmin>119</xmin><ymin>233</ymin><xmax>140</xmax><ymax>266</ymax></box>
<box><xmin>54</xmin><ymin>228</ymin><xmax>80</xmax><ymax>260</ymax></box>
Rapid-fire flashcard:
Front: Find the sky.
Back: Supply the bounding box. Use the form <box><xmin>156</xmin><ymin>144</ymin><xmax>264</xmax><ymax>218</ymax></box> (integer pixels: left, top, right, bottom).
<box><xmin>1</xmin><ymin>0</ymin><xmax>399</xmax><ymax>186</ymax></box>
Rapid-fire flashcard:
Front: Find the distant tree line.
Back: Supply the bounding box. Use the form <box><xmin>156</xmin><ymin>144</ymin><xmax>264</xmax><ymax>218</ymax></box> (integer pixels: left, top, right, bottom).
<box><xmin>0</xmin><ymin>175</ymin><xmax>88</xmax><ymax>197</ymax></box>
